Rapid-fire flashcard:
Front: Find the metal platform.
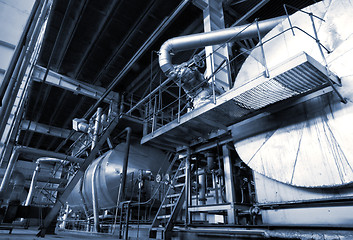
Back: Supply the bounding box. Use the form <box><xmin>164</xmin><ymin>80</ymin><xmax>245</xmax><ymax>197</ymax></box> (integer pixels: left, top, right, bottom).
<box><xmin>141</xmin><ymin>52</ymin><xmax>339</xmax><ymax>147</ymax></box>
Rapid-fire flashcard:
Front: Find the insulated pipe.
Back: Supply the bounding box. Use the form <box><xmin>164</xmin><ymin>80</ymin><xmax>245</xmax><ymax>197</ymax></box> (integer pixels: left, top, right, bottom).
<box><xmin>91</xmin><ymin>107</ymin><xmax>102</xmax><ymax>150</ymax></box>
<box><xmin>24</xmin><ymin>163</ymin><xmax>39</xmax><ymax>206</ymax></box>
<box><xmin>25</xmin><ymin>157</ymin><xmax>69</xmax><ymax>206</ymax></box>
<box><xmin>0</xmin><ymin>146</ymin><xmax>84</xmax><ymax>197</ymax></box>
<box><xmin>159</xmin><ymin>16</ymin><xmax>286</xmax><ymax>75</ymax></box>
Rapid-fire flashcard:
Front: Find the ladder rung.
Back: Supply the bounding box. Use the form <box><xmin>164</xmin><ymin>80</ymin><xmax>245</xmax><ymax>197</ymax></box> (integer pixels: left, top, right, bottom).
<box><xmin>157</xmin><ymin>214</ymin><xmax>171</xmax><ymax>220</ymax></box>
<box><xmin>176</xmin><ymin>173</ymin><xmax>185</xmax><ymax>178</ymax></box>
<box><xmin>161</xmin><ymin>203</ymin><xmax>175</xmax><ymax>208</ymax></box>
<box><xmin>167</xmin><ymin>193</ymin><xmax>180</xmax><ymax>198</ymax></box>
<box><xmin>173</xmin><ymin>183</ymin><xmax>184</xmax><ymax>188</ymax></box>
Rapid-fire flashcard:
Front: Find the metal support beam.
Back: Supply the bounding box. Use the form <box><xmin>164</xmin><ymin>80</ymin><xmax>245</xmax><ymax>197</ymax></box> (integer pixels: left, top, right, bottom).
<box><xmin>185</xmin><ymin>149</ymin><xmax>191</xmax><ymax>225</ymax></box>
<box><xmin>32</xmin><ymin>65</ymin><xmax>119</xmax><ymax>103</ymax></box>
<box><xmin>83</xmin><ymin>0</ymin><xmax>191</xmax><ymax>119</ymax></box>
<box><xmin>231</xmin><ymin>0</ymin><xmax>270</xmax><ymax>27</ymax></box>
<box><xmin>20</xmin><ymin>120</ymin><xmax>80</xmax><ymax>141</ymax></box>
<box><xmin>198</xmin><ymin>0</ymin><xmax>231</xmax><ymax>91</ymax></box>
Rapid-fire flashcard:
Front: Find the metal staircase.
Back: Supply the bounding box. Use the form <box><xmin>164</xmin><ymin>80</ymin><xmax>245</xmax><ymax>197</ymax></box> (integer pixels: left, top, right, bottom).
<box><xmin>149</xmin><ymin>158</ymin><xmax>186</xmax><ymax>239</ymax></box>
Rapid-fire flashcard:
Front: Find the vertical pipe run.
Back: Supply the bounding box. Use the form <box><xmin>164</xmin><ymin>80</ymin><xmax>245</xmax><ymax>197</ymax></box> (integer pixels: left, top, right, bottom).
<box><xmin>91</xmin><ymin>107</ymin><xmax>103</xmax><ymax>150</ymax></box>
<box><xmin>222</xmin><ymin>144</ymin><xmax>236</xmax><ymax>224</ymax></box>
<box><xmin>124</xmin><ymin>203</ymin><xmax>130</xmax><ymax>240</ymax></box>
<box><xmin>198</xmin><ymin>171</ymin><xmax>207</xmax><ymax>221</ymax></box>
<box><xmin>24</xmin><ymin>163</ymin><xmax>40</xmax><ymax>206</ymax></box>
<box><xmin>91</xmin><ymin>107</ymin><xmax>103</xmax><ymax>232</ymax></box>
<box><xmin>91</xmin><ymin>162</ymin><xmax>101</xmax><ymax>232</ymax></box>
<box><xmin>178</xmin><ymin>77</ymin><xmax>181</xmax><ymax>123</ymax></box>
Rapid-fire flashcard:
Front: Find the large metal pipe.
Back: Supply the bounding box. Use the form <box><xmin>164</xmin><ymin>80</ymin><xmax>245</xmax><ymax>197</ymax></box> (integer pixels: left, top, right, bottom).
<box><xmin>91</xmin><ymin>107</ymin><xmax>102</xmax><ymax>150</ymax></box>
<box><xmin>0</xmin><ymin>0</ymin><xmax>50</xmax><ymax>137</ymax></box>
<box><xmin>91</xmin><ymin>161</ymin><xmax>101</xmax><ymax>232</ymax></box>
<box><xmin>159</xmin><ymin>16</ymin><xmax>286</xmax><ymax>76</ymax></box>
<box><xmin>0</xmin><ymin>146</ymin><xmax>84</xmax><ymax>197</ymax></box>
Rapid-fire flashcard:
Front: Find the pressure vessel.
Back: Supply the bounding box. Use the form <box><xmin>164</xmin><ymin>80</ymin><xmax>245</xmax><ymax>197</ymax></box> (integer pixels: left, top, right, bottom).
<box><xmin>67</xmin><ymin>143</ymin><xmax>167</xmax><ymax>210</ymax></box>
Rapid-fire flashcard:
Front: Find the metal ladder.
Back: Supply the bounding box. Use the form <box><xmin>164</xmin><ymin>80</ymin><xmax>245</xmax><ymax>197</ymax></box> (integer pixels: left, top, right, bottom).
<box><xmin>149</xmin><ymin>158</ymin><xmax>186</xmax><ymax>239</ymax></box>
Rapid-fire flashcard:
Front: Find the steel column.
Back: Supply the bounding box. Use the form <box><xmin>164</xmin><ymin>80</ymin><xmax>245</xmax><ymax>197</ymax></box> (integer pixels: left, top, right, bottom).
<box><xmin>185</xmin><ymin>148</ymin><xmax>191</xmax><ymax>225</ymax></box>
<box><xmin>202</xmin><ymin>0</ymin><xmax>231</xmax><ymax>91</ymax></box>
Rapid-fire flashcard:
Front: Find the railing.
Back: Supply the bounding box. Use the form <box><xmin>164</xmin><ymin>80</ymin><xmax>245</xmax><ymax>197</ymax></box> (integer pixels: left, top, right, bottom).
<box><xmin>124</xmin><ymin>5</ymin><xmax>339</xmax><ymax>138</ymax></box>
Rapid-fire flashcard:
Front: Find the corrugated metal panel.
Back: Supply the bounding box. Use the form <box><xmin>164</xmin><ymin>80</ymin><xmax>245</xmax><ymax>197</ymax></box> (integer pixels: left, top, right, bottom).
<box><xmin>233</xmin><ymin>61</ymin><xmax>329</xmax><ymax>110</ymax></box>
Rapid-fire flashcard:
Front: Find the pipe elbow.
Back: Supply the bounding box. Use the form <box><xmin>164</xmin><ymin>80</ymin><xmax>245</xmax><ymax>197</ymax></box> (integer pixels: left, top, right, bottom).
<box><xmin>126</xmin><ymin>127</ymin><xmax>132</xmax><ymax>135</ymax></box>
<box><xmin>159</xmin><ymin>40</ymin><xmax>175</xmax><ymax>75</ymax></box>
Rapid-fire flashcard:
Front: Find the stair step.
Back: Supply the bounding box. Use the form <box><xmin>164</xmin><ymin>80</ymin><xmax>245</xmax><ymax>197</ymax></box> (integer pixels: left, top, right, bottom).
<box><xmin>167</xmin><ymin>193</ymin><xmax>181</xmax><ymax>198</ymax></box>
<box><xmin>161</xmin><ymin>203</ymin><xmax>175</xmax><ymax>208</ymax></box>
<box><xmin>157</xmin><ymin>214</ymin><xmax>171</xmax><ymax>220</ymax></box>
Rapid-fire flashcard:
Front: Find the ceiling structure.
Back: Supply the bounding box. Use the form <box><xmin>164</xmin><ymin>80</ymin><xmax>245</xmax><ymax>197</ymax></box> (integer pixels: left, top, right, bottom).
<box><xmin>17</xmin><ymin>0</ymin><xmax>319</xmax><ymax>158</ymax></box>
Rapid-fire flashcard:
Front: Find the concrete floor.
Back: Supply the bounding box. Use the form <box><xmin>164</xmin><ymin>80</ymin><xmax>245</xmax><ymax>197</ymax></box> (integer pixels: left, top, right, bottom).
<box><xmin>0</xmin><ymin>226</ymin><xmax>155</xmax><ymax>240</ymax></box>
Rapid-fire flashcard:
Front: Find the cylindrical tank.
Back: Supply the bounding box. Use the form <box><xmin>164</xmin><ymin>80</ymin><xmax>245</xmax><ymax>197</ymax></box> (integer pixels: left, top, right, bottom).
<box><xmin>231</xmin><ymin>0</ymin><xmax>353</xmax><ymax>188</ymax></box>
<box><xmin>67</xmin><ymin>143</ymin><xmax>167</xmax><ymax>210</ymax></box>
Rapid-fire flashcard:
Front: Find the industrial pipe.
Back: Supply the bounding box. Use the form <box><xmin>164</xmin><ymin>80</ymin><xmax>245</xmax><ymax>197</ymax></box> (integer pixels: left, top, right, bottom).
<box><xmin>0</xmin><ymin>0</ymin><xmax>50</xmax><ymax>138</ymax></box>
<box><xmin>159</xmin><ymin>16</ymin><xmax>286</xmax><ymax>76</ymax></box>
<box><xmin>91</xmin><ymin>107</ymin><xmax>102</xmax><ymax>150</ymax></box>
<box><xmin>24</xmin><ymin>157</ymin><xmax>69</xmax><ymax>206</ymax></box>
<box><xmin>0</xmin><ymin>146</ymin><xmax>84</xmax><ymax>197</ymax></box>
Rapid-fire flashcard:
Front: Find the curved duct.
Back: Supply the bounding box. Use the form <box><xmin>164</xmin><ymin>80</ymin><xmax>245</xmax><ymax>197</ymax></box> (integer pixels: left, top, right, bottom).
<box><xmin>159</xmin><ymin>16</ymin><xmax>286</xmax><ymax>76</ymax></box>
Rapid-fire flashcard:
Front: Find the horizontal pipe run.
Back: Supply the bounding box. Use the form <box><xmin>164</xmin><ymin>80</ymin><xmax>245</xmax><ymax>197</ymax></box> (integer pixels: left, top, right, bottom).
<box><xmin>159</xmin><ymin>16</ymin><xmax>286</xmax><ymax>75</ymax></box>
